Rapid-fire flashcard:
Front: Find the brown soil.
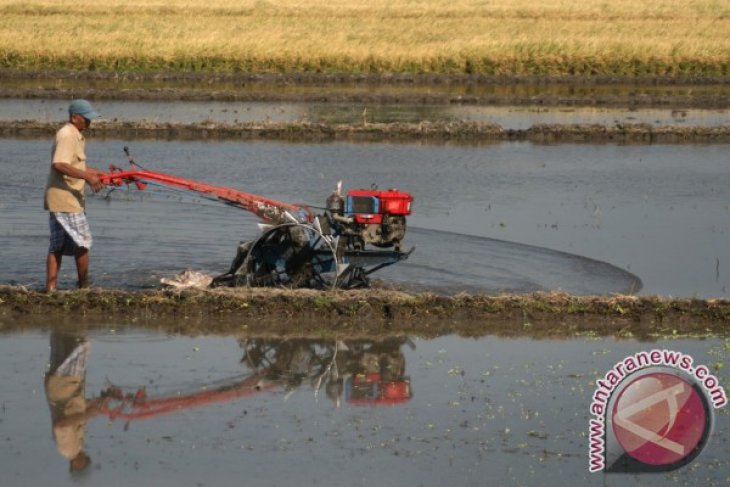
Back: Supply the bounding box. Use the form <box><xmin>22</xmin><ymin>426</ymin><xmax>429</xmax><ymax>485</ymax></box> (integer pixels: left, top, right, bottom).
<box><xmin>2</xmin><ymin>87</ymin><xmax>728</xmax><ymax>109</ymax></box>
<box><xmin>0</xmin><ymin>69</ymin><xmax>728</xmax><ymax>85</ymax></box>
<box><xmin>2</xmin><ymin>69</ymin><xmax>728</xmax><ymax>85</ymax></box>
<box><xmin>1</xmin><ymin>286</ymin><xmax>729</xmax><ymax>339</ymax></box>
<box><xmin>1</xmin><ymin>71</ymin><xmax>728</xmax><ymax>108</ymax></box>
<box><xmin>2</xmin><ymin>120</ymin><xmax>729</xmax><ymax>144</ymax></box>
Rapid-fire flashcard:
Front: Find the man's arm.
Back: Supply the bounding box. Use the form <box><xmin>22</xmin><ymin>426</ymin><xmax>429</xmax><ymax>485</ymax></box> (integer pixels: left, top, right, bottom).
<box><xmin>52</xmin><ymin>163</ymin><xmax>104</xmax><ymax>193</ymax></box>
<box><xmin>85</xmin><ymin>167</ymin><xmax>107</xmax><ymax>177</ymax></box>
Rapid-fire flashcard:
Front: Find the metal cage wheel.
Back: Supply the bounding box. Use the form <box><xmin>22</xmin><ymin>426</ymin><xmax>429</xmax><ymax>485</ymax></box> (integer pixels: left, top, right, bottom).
<box><xmin>239</xmin><ymin>223</ymin><xmax>340</xmax><ymax>289</ymax></box>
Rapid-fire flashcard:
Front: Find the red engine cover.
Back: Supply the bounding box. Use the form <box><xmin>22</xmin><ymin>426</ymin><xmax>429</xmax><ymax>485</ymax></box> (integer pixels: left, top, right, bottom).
<box><xmin>347</xmin><ymin>189</ymin><xmax>413</xmax><ymax>220</ymax></box>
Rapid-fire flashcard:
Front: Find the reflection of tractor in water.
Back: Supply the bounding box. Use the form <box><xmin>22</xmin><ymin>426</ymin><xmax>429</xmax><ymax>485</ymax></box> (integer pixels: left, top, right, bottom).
<box><xmin>240</xmin><ymin>338</ymin><xmax>414</xmax><ymax>407</ymax></box>
<box><xmin>345</xmin><ymin>348</ymin><xmax>411</xmax><ymax>406</ymax></box>
<box><xmin>96</xmin><ymin>338</ymin><xmax>413</xmax><ymax>425</ymax></box>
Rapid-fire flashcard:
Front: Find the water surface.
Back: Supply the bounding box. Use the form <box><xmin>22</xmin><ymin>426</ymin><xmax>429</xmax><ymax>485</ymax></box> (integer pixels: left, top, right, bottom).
<box><xmin>0</xmin><ymin>329</ymin><xmax>726</xmax><ymax>486</ymax></box>
<box><xmin>1</xmin><ymin>139</ymin><xmax>728</xmax><ymax>296</ymax></box>
<box><xmin>2</xmin><ymin>98</ymin><xmax>728</xmax><ymax>129</ymax></box>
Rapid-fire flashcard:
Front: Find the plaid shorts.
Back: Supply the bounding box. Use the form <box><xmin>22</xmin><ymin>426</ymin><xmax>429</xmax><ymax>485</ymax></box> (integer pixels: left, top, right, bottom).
<box><xmin>49</xmin><ymin>212</ymin><xmax>93</xmax><ymax>256</ymax></box>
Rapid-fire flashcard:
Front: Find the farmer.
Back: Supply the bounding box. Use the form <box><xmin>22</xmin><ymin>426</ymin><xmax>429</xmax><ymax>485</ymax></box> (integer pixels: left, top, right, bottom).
<box><xmin>44</xmin><ymin>99</ymin><xmax>105</xmax><ymax>292</ymax></box>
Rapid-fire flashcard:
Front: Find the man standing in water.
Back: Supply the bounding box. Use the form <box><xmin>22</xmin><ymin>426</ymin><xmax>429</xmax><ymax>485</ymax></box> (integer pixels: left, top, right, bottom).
<box><xmin>44</xmin><ymin>99</ymin><xmax>105</xmax><ymax>292</ymax></box>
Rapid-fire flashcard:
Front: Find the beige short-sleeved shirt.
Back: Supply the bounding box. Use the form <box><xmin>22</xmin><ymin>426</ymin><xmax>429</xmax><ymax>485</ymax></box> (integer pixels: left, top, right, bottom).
<box><xmin>44</xmin><ymin>123</ymin><xmax>87</xmax><ymax>212</ymax></box>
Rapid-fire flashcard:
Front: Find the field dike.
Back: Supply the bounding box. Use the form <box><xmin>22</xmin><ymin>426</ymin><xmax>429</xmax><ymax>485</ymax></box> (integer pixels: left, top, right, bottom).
<box><xmin>1</xmin><ymin>286</ymin><xmax>729</xmax><ymax>339</ymax></box>
<box><xmin>2</xmin><ymin>120</ymin><xmax>729</xmax><ymax>144</ymax></box>
<box><xmin>2</xmin><ymin>76</ymin><xmax>729</xmax><ymax>109</ymax></box>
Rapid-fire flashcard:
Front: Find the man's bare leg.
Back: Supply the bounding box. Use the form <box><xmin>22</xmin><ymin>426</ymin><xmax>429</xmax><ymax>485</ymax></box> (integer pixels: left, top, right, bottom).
<box><xmin>46</xmin><ymin>251</ymin><xmax>63</xmax><ymax>292</ymax></box>
<box><xmin>75</xmin><ymin>248</ymin><xmax>90</xmax><ymax>288</ymax></box>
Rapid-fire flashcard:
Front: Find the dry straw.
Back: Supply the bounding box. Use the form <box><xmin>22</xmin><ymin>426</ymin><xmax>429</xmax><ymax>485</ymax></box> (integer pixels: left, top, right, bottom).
<box><xmin>0</xmin><ymin>0</ymin><xmax>727</xmax><ymax>75</ymax></box>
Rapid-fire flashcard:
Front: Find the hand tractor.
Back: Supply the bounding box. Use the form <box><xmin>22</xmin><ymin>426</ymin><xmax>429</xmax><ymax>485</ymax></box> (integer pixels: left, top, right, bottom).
<box><xmin>99</xmin><ymin>148</ymin><xmax>414</xmax><ymax>289</ymax></box>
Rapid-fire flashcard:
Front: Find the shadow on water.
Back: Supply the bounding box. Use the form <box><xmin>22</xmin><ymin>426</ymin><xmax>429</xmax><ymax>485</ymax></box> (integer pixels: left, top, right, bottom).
<box><xmin>388</xmin><ymin>227</ymin><xmax>643</xmax><ymax>295</ymax></box>
<box><xmin>1</xmin><ymin>182</ymin><xmax>641</xmax><ymax>295</ymax></box>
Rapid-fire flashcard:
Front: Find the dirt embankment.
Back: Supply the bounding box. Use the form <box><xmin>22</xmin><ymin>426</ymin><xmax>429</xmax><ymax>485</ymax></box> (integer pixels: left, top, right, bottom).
<box><xmin>1</xmin><ymin>286</ymin><xmax>729</xmax><ymax>339</ymax></box>
<box><xmin>3</xmin><ymin>86</ymin><xmax>728</xmax><ymax>109</ymax></box>
<box><xmin>2</xmin><ymin>120</ymin><xmax>729</xmax><ymax>144</ymax></box>
<box><xmin>1</xmin><ymin>71</ymin><xmax>729</xmax><ymax>108</ymax></box>
<box><xmin>5</xmin><ymin>70</ymin><xmax>729</xmax><ymax>83</ymax></box>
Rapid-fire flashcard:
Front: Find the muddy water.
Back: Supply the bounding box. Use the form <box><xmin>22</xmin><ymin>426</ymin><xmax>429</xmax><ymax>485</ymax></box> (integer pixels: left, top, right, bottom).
<box><xmin>2</xmin><ymin>138</ymin><xmax>729</xmax><ymax>296</ymax></box>
<box><xmin>0</xmin><ymin>329</ymin><xmax>726</xmax><ymax>486</ymax></box>
<box><xmin>2</xmin><ymin>98</ymin><xmax>729</xmax><ymax>129</ymax></box>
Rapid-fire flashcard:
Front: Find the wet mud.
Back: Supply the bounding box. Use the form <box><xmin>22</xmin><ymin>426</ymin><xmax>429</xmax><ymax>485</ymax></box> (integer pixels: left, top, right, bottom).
<box><xmin>2</xmin><ymin>119</ymin><xmax>729</xmax><ymax>143</ymax></box>
<box><xmin>6</xmin><ymin>70</ymin><xmax>730</xmax><ymax>83</ymax></box>
<box><xmin>0</xmin><ymin>71</ymin><xmax>730</xmax><ymax>109</ymax></box>
<box><xmin>2</xmin><ymin>286</ymin><xmax>729</xmax><ymax>338</ymax></box>
<box><xmin>3</xmin><ymin>86</ymin><xmax>728</xmax><ymax>109</ymax></box>
<box><xmin>2</xmin><ymin>71</ymin><xmax>729</xmax><ymax>108</ymax></box>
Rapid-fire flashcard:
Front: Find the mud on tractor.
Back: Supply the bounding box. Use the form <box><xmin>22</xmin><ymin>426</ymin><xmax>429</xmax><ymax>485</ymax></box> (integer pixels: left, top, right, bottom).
<box><xmin>99</xmin><ymin>149</ymin><xmax>414</xmax><ymax>289</ymax></box>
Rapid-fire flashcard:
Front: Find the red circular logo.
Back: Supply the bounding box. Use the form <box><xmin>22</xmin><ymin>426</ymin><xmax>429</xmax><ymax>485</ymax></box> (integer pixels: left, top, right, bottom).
<box><xmin>612</xmin><ymin>372</ymin><xmax>708</xmax><ymax>466</ymax></box>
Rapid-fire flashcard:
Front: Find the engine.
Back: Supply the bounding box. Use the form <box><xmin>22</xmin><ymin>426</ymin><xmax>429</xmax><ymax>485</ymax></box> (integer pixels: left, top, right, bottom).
<box><xmin>322</xmin><ymin>183</ymin><xmax>413</xmax><ymax>251</ymax></box>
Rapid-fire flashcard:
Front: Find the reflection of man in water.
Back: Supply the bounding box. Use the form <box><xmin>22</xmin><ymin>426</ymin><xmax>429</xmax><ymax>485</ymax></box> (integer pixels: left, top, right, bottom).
<box><xmin>44</xmin><ymin>332</ymin><xmax>104</xmax><ymax>473</ymax></box>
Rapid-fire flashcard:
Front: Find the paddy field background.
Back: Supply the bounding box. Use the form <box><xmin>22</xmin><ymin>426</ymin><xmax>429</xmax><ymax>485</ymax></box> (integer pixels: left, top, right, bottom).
<box><xmin>0</xmin><ymin>0</ymin><xmax>728</xmax><ymax>76</ymax></box>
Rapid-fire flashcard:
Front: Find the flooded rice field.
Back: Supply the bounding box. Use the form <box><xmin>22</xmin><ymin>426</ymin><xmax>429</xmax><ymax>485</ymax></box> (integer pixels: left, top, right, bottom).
<box><xmin>1</xmin><ymin>137</ymin><xmax>728</xmax><ymax>296</ymax></box>
<box><xmin>1</xmin><ymin>329</ymin><xmax>727</xmax><ymax>486</ymax></box>
<box><xmin>3</xmin><ymin>98</ymin><xmax>729</xmax><ymax>130</ymax></box>
<box><xmin>0</xmin><ymin>90</ymin><xmax>729</xmax><ymax>486</ymax></box>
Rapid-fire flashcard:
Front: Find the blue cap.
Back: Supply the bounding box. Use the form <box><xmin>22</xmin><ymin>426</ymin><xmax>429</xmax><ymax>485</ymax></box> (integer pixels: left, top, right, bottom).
<box><xmin>68</xmin><ymin>99</ymin><xmax>101</xmax><ymax>119</ymax></box>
